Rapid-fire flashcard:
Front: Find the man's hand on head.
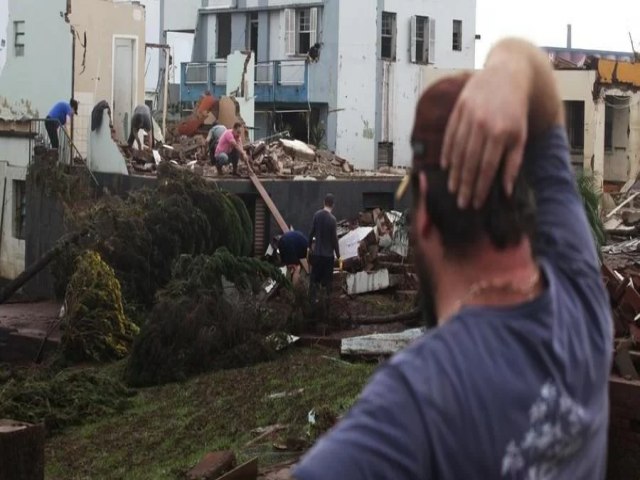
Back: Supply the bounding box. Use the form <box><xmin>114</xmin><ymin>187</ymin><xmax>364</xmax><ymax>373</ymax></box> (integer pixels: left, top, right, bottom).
<box><xmin>441</xmin><ymin>55</ymin><xmax>531</xmax><ymax>210</ymax></box>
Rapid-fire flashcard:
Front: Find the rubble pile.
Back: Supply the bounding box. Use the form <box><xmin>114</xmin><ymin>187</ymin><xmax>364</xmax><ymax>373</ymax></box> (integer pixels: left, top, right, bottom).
<box><xmin>121</xmin><ymin>133</ymin><xmax>407</xmax><ymax>179</ymax></box>
<box><xmin>243</xmin><ymin>139</ymin><xmax>356</xmax><ymax>178</ymax></box>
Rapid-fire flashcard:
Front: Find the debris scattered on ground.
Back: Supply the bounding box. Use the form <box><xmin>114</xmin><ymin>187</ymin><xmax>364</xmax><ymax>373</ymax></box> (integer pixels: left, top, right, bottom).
<box><xmin>340</xmin><ymin>328</ymin><xmax>426</xmax><ymax>358</ymax></box>
<box><xmin>187</xmin><ymin>450</ymin><xmax>236</xmax><ymax>480</ymax></box>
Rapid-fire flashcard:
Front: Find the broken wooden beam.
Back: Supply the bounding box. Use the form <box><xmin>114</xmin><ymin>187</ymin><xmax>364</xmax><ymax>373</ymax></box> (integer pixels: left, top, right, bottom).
<box><xmin>341</xmin><ymin>328</ymin><xmax>426</xmax><ymax>357</ymax></box>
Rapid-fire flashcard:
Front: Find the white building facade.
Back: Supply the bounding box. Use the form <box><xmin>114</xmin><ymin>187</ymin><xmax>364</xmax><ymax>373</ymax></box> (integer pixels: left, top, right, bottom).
<box><xmin>175</xmin><ymin>0</ymin><xmax>477</xmax><ymax>170</ymax></box>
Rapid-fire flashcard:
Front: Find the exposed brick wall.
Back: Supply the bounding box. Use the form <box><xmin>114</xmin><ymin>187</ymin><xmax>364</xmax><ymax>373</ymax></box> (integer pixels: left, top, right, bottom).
<box><xmin>608</xmin><ymin>377</ymin><xmax>640</xmax><ymax>479</ymax></box>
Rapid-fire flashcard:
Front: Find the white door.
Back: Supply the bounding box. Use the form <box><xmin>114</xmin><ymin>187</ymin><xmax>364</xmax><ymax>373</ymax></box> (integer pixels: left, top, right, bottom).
<box><xmin>113</xmin><ymin>38</ymin><xmax>135</xmax><ymax>143</ymax></box>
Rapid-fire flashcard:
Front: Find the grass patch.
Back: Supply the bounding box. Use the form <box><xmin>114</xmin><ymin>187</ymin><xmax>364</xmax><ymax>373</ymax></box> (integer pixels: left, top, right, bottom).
<box><xmin>45</xmin><ymin>347</ymin><xmax>376</xmax><ymax>480</ymax></box>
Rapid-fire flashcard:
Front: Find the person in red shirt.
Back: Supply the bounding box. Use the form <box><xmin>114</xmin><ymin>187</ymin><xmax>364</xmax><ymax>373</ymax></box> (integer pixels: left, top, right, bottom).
<box><xmin>214</xmin><ymin>122</ymin><xmax>248</xmax><ymax>176</ymax></box>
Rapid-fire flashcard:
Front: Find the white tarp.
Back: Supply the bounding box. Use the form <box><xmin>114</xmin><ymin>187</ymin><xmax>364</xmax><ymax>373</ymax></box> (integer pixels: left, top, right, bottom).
<box><xmin>339</xmin><ymin>227</ymin><xmax>374</xmax><ymax>260</ymax></box>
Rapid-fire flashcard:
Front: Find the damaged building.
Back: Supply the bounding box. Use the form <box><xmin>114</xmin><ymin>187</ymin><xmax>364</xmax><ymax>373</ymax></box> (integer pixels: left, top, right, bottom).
<box><xmin>544</xmin><ymin>46</ymin><xmax>640</xmax><ymax>191</ymax></box>
<box><xmin>172</xmin><ymin>0</ymin><xmax>477</xmax><ymax>170</ymax></box>
<box><xmin>0</xmin><ymin>0</ymin><xmax>146</xmax><ymax>280</ymax></box>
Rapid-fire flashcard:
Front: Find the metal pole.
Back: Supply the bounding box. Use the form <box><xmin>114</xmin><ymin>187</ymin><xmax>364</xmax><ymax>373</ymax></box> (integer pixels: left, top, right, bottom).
<box><xmin>163</xmin><ymin>46</ymin><xmax>170</xmax><ymax>138</ymax></box>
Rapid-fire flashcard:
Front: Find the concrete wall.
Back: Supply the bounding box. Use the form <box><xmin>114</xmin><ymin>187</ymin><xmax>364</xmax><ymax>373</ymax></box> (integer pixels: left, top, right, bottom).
<box><xmin>25</xmin><ymin>171</ymin><xmax>408</xmax><ymax>298</ymax></box>
<box><xmin>378</xmin><ymin>0</ymin><xmax>476</xmax><ymax>168</ymax></box>
<box><xmin>0</xmin><ymin>135</ymin><xmax>28</xmax><ymax>279</ymax></box>
<box><xmin>70</xmin><ymin>0</ymin><xmax>146</xmax><ymax>152</ymax></box>
<box><xmin>0</xmin><ymin>0</ymin><xmax>72</xmax><ymax>118</ymax></box>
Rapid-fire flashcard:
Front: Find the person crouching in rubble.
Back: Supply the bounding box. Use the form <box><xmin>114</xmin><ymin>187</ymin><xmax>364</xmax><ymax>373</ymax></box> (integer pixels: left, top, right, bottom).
<box><xmin>206</xmin><ymin>122</ymin><xmax>227</xmax><ymax>166</ymax></box>
<box><xmin>275</xmin><ymin>230</ymin><xmax>309</xmax><ymax>286</ymax></box>
<box><xmin>293</xmin><ymin>38</ymin><xmax>611</xmax><ymax>479</ymax></box>
<box><xmin>127</xmin><ymin>104</ymin><xmax>154</xmax><ymax>151</ymax></box>
<box><xmin>214</xmin><ymin>122</ymin><xmax>248</xmax><ymax>176</ymax></box>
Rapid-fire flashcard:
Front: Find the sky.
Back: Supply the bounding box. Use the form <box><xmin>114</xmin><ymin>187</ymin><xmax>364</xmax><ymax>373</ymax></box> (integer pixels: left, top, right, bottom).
<box><xmin>475</xmin><ymin>0</ymin><xmax>640</xmax><ymax>67</ymax></box>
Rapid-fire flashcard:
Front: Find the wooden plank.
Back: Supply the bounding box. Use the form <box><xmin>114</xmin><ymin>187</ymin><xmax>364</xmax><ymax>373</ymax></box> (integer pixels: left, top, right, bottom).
<box><xmin>341</xmin><ymin>328</ymin><xmax>425</xmax><ymax>357</ymax></box>
<box><xmin>217</xmin><ymin>457</ymin><xmax>258</xmax><ymax>480</ymax></box>
<box><xmin>607</xmin><ymin>192</ymin><xmax>640</xmax><ymax>218</ymax></box>
<box><xmin>246</xmin><ymin>165</ymin><xmax>309</xmax><ymax>273</ymax></box>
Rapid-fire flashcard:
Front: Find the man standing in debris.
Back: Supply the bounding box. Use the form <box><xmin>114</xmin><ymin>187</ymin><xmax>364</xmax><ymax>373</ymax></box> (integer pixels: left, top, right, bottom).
<box><xmin>45</xmin><ymin>99</ymin><xmax>78</xmax><ymax>149</ymax></box>
<box><xmin>127</xmin><ymin>104</ymin><xmax>154</xmax><ymax>151</ymax></box>
<box><xmin>214</xmin><ymin>122</ymin><xmax>248</xmax><ymax>176</ymax></box>
<box><xmin>294</xmin><ymin>38</ymin><xmax>612</xmax><ymax>479</ymax></box>
<box><xmin>277</xmin><ymin>230</ymin><xmax>309</xmax><ymax>286</ymax></box>
<box><xmin>308</xmin><ymin>194</ymin><xmax>340</xmax><ymax>309</ymax></box>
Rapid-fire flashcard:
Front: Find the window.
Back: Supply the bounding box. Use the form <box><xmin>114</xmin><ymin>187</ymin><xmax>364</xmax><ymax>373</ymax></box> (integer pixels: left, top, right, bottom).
<box><xmin>247</xmin><ymin>12</ymin><xmax>259</xmax><ymax>56</ymax></box>
<box><xmin>411</xmin><ymin>16</ymin><xmax>435</xmax><ymax>64</ymax></box>
<box><xmin>381</xmin><ymin>12</ymin><xmax>396</xmax><ymax>61</ymax></box>
<box><xmin>284</xmin><ymin>8</ymin><xmax>318</xmax><ymax>56</ymax></box>
<box><xmin>297</xmin><ymin>9</ymin><xmax>312</xmax><ymax>54</ymax></box>
<box><xmin>217</xmin><ymin>13</ymin><xmax>231</xmax><ymax>59</ymax></box>
<box><xmin>452</xmin><ymin>20</ymin><xmax>462</xmax><ymax>51</ymax></box>
<box><xmin>13</xmin><ymin>180</ymin><xmax>26</xmax><ymax>240</ymax></box>
<box><xmin>14</xmin><ymin>21</ymin><xmax>25</xmax><ymax>57</ymax></box>
<box><xmin>564</xmin><ymin>101</ymin><xmax>585</xmax><ymax>151</ymax></box>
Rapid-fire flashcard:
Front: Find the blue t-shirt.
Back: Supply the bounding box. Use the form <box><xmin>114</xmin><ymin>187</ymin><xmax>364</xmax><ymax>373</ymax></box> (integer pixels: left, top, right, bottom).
<box><xmin>294</xmin><ymin>127</ymin><xmax>613</xmax><ymax>480</ymax></box>
<box><xmin>278</xmin><ymin>231</ymin><xmax>309</xmax><ymax>265</ymax></box>
<box><xmin>48</xmin><ymin>102</ymin><xmax>73</xmax><ymax>126</ymax></box>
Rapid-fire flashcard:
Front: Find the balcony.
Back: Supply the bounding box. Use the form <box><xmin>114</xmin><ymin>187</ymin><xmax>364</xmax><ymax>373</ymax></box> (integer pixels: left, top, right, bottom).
<box><xmin>180</xmin><ymin>60</ymin><xmax>309</xmax><ymax>105</ymax></box>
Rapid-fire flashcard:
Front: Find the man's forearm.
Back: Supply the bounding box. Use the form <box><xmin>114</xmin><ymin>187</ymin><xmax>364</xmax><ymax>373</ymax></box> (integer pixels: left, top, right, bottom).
<box><xmin>485</xmin><ymin>38</ymin><xmax>563</xmax><ymax>136</ymax></box>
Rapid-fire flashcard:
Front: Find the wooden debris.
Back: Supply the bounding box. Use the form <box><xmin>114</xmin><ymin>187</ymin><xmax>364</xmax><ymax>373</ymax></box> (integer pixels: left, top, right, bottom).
<box><xmin>217</xmin><ymin>458</ymin><xmax>259</xmax><ymax>480</ymax></box>
<box><xmin>341</xmin><ymin>328</ymin><xmax>426</xmax><ymax>357</ymax></box>
<box><xmin>187</xmin><ymin>451</ymin><xmax>236</xmax><ymax>480</ymax></box>
<box><xmin>0</xmin><ymin>420</ymin><xmax>45</xmax><ymax>480</ymax></box>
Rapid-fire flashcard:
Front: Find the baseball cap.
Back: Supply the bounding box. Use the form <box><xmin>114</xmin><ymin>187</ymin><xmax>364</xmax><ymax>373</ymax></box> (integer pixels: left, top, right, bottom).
<box><xmin>396</xmin><ymin>72</ymin><xmax>472</xmax><ymax>201</ymax></box>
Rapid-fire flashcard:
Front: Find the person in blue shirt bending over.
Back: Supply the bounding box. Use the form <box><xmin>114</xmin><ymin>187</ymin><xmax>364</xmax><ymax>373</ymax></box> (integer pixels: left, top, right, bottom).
<box><xmin>45</xmin><ymin>99</ymin><xmax>78</xmax><ymax>149</ymax></box>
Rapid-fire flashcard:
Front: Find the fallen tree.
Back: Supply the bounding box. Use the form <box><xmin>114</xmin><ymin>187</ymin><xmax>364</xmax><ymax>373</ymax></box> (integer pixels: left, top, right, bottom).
<box><xmin>125</xmin><ymin>249</ymin><xmax>289</xmax><ymax>387</ymax></box>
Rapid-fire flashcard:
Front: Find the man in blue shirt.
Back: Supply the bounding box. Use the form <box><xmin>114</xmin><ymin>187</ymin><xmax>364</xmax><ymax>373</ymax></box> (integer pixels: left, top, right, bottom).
<box><xmin>45</xmin><ymin>99</ymin><xmax>78</xmax><ymax>149</ymax></box>
<box><xmin>294</xmin><ymin>38</ymin><xmax>612</xmax><ymax>479</ymax></box>
<box><xmin>277</xmin><ymin>230</ymin><xmax>309</xmax><ymax>286</ymax></box>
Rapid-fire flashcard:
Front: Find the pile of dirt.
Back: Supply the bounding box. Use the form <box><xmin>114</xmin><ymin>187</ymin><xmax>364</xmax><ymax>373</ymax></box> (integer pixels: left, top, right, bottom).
<box><xmin>125</xmin><ymin>249</ymin><xmax>291</xmax><ymax>387</ymax></box>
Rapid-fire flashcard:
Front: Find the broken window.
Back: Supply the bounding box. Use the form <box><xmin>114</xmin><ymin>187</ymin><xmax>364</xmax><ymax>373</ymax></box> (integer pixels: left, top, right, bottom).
<box><xmin>14</xmin><ymin>21</ymin><xmax>25</xmax><ymax>57</ymax></box>
<box><xmin>13</xmin><ymin>180</ymin><xmax>26</xmax><ymax>240</ymax></box>
<box><xmin>564</xmin><ymin>101</ymin><xmax>584</xmax><ymax>152</ymax></box>
<box><xmin>381</xmin><ymin>12</ymin><xmax>396</xmax><ymax>61</ymax></box>
<box><xmin>411</xmin><ymin>16</ymin><xmax>435</xmax><ymax>64</ymax></box>
<box><xmin>452</xmin><ymin>20</ymin><xmax>462</xmax><ymax>51</ymax></box>
<box><xmin>284</xmin><ymin>8</ymin><xmax>318</xmax><ymax>56</ymax></box>
<box><xmin>247</xmin><ymin>12</ymin><xmax>259</xmax><ymax>56</ymax></box>
<box><xmin>217</xmin><ymin>13</ymin><xmax>231</xmax><ymax>59</ymax></box>
<box><xmin>378</xmin><ymin>142</ymin><xmax>394</xmax><ymax>168</ymax></box>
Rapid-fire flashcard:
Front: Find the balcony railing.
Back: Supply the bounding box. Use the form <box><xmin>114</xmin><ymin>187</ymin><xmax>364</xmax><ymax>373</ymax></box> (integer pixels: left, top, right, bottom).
<box><xmin>181</xmin><ymin>60</ymin><xmax>308</xmax><ymax>104</ymax></box>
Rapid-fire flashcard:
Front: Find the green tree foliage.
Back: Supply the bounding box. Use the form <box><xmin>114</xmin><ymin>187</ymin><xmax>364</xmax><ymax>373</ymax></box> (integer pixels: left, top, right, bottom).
<box><xmin>125</xmin><ymin>249</ymin><xmax>289</xmax><ymax>387</ymax></box>
<box><xmin>61</xmin><ymin>251</ymin><xmax>139</xmax><ymax>363</ymax></box>
<box><xmin>52</xmin><ymin>165</ymin><xmax>254</xmax><ymax>316</ymax></box>
<box><xmin>577</xmin><ymin>171</ymin><xmax>605</xmax><ymax>251</ymax></box>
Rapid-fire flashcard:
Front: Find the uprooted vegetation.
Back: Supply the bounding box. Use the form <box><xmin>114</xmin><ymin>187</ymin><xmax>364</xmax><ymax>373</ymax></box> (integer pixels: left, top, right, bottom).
<box><xmin>60</xmin><ymin>251</ymin><xmax>139</xmax><ymax>363</ymax></box>
<box><xmin>125</xmin><ymin>250</ymin><xmax>289</xmax><ymax>387</ymax></box>
<box><xmin>0</xmin><ymin>364</ymin><xmax>134</xmax><ymax>434</ymax></box>
<box><xmin>51</xmin><ymin>162</ymin><xmax>254</xmax><ymax>316</ymax></box>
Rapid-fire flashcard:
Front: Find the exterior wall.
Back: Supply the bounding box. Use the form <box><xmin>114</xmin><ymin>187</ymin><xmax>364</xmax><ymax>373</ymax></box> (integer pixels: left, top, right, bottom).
<box><xmin>162</xmin><ymin>0</ymin><xmax>201</xmax><ymax>32</ymax></box>
<box><xmin>379</xmin><ymin>0</ymin><xmax>476</xmax><ymax>168</ymax></box>
<box><xmin>70</xmin><ymin>0</ymin><xmax>146</xmax><ymax>152</ymax></box>
<box><xmin>0</xmin><ymin>135</ymin><xmax>28</xmax><ymax>279</ymax></box>
<box><xmin>332</xmin><ymin>0</ymin><xmax>377</xmax><ymax>169</ymax></box>
<box><xmin>0</xmin><ymin>0</ymin><xmax>72</xmax><ymax>118</ymax></box>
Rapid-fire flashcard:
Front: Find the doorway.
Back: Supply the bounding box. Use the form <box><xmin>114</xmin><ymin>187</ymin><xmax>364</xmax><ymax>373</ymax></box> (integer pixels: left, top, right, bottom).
<box><xmin>113</xmin><ymin>37</ymin><xmax>136</xmax><ymax>143</ymax></box>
